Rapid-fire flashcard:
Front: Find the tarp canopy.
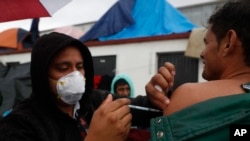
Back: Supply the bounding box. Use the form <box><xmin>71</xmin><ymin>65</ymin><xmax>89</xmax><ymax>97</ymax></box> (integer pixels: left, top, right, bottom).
<box><xmin>0</xmin><ymin>0</ymin><xmax>71</xmax><ymax>23</ymax></box>
<box><xmin>80</xmin><ymin>0</ymin><xmax>196</xmax><ymax>42</ymax></box>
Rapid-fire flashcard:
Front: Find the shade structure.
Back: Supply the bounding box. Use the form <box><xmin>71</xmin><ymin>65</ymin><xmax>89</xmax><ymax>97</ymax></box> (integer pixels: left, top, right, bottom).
<box><xmin>0</xmin><ymin>28</ymin><xmax>36</xmax><ymax>54</ymax></box>
<box><xmin>0</xmin><ymin>0</ymin><xmax>72</xmax><ymax>22</ymax></box>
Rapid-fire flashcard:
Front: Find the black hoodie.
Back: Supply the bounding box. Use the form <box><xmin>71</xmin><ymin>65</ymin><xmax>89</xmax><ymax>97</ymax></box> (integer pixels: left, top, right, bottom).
<box><xmin>0</xmin><ymin>32</ymin><xmax>93</xmax><ymax>141</ymax></box>
<box><xmin>30</xmin><ymin>32</ymin><xmax>94</xmax><ymax>117</ymax></box>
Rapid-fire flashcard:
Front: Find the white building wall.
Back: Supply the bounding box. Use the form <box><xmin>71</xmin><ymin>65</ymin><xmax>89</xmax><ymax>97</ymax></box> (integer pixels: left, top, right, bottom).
<box><xmin>0</xmin><ymin>53</ymin><xmax>30</xmax><ymax>64</ymax></box>
<box><xmin>89</xmin><ymin>38</ymin><xmax>204</xmax><ymax>96</ymax></box>
<box><xmin>0</xmin><ymin>38</ymin><xmax>205</xmax><ymax>97</ymax></box>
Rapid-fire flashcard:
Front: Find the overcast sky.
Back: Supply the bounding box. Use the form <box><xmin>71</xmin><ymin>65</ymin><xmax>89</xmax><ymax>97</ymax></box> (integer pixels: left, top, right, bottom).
<box><xmin>0</xmin><ymin>0</ymin><xmax>217</xmax><ymax>32</ymax></box>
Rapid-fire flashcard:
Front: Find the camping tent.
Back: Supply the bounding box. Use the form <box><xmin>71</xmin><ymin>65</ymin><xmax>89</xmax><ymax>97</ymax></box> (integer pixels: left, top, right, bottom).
<box><xmin>0</xmin><ymin>18</ymin><xmax>40</xmax><ymax>54</ymax></box>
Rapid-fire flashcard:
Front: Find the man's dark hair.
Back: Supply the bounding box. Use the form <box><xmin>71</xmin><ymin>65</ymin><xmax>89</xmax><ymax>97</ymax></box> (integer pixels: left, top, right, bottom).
<box><xmin>208</xmin><ymin>0</ymin><xmax>250</xmax><ymax>66</ymax></box>
<box><xmin>114</xmin><ymin>79</ymin><xmax>129</xmax><ymax>92</ymax></box>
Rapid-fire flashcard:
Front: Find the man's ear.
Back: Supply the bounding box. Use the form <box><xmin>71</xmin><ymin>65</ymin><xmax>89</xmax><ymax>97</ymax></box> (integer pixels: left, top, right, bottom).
<box><xmin>222</xmin><ymin>30</ymin><xmax>238</xmax><ymax>56</ymax></box>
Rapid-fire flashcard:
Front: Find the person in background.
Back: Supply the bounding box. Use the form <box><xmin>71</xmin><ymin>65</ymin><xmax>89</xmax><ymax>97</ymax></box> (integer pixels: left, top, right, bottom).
<box><xmin>111</xmin><ymin>73</ymin><xmax>135</xmax><ymax>97</ymax></box>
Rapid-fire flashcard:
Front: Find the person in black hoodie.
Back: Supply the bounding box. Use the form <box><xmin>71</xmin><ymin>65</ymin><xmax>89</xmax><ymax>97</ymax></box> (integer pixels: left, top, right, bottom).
<box><xmin>0</xmin><ymin>32</ymin><xmax>163</xmax><ymax>141</ymax></box>
<box><xmin>0</xmin><ymin>32</ymin><xmax>133</xmax><ymax>141</ymax></box>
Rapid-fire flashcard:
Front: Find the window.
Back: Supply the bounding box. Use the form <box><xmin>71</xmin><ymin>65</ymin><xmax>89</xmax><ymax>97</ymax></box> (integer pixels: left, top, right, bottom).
<box><xmin>158</xmin><ymin>52</ymin><xmax>198</xmax><ymax>93</ymax></box>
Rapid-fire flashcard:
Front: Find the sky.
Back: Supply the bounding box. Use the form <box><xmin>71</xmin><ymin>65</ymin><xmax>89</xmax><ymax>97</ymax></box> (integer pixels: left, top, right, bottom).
<box><xmin>0</xmin><ymin>0</ymin><xmax>217</xmax><ymax>32</ymax></box>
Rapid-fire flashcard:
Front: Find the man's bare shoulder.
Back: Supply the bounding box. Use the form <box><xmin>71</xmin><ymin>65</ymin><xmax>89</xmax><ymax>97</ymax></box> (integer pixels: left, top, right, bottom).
<box><xmin>164</xmin><ymin>82</ymin><xmax>205</xmax><ymax>115</ymax></box>
<box><xmin>165</xmin><ymin>80</ymin><xmax>244</xmax><ymax>115</ymax></box>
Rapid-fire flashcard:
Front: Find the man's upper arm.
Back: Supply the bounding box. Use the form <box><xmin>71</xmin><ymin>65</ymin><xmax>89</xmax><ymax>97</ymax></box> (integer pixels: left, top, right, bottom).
<box><xmin>164</xmin><ymin>83</ymin><xmax>199</xmax><ymax>115</ymax></box>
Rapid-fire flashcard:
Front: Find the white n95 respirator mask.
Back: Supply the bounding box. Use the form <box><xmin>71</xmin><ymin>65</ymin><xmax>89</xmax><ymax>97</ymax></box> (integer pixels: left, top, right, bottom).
<box><xmin>56</xmin><ymin>71</ymin><xmax>86</xmax><ymax>105</ymax></box>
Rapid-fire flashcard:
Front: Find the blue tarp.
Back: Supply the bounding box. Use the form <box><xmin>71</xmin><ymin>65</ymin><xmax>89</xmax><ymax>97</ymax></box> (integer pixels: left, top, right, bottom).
<box><xmin>80</xmin><ymin>0</ymin><xmax>196</xmax><ymax>42</ymax></box>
